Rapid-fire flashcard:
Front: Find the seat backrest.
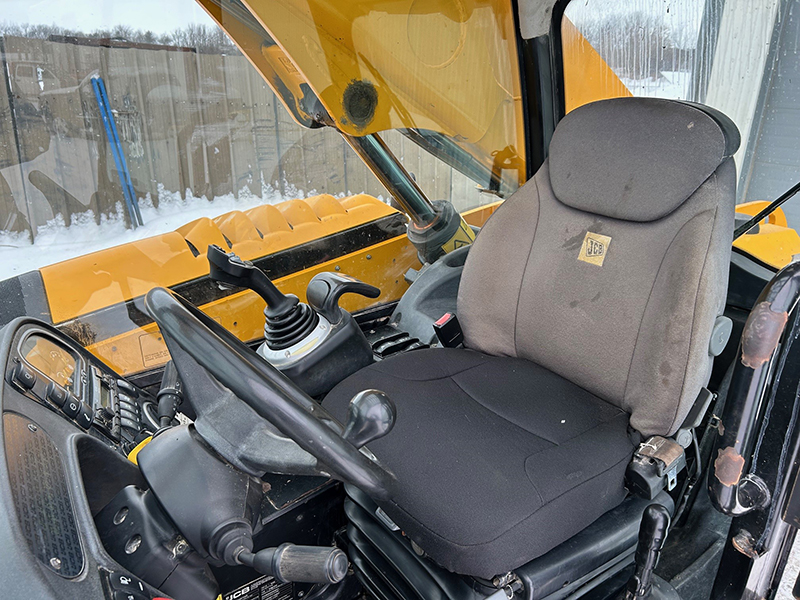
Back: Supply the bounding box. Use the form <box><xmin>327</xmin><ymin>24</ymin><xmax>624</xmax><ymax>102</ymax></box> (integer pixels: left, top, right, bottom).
<box><xmin>457</xmin><ymin>98</ymin><xmax>739</xmax><ymax>437</ymax></box>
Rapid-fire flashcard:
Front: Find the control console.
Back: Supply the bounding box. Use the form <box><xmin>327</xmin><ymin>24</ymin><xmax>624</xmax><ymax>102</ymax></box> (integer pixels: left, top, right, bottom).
<box><xmin>207</xmin><ymin>244</ymin><xmax>379</xmax><ymax>396</ymax></box>
<box><xmin>6</xmin><ymin>322</ymin><xmax>156</xmax><ymax>450</ymax></box>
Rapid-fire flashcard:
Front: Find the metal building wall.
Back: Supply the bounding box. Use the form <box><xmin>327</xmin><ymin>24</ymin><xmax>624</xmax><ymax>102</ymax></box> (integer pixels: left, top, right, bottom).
<box><xmin>0</xmin><ymin>35</ymin><xmax>484</xmax><ymax>240</ymax></box>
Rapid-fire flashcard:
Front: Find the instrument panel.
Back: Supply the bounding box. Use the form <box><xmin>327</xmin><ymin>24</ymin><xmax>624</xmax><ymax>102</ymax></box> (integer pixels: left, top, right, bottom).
<box><xmin>20</xmin><ymin>334</ymin><xmax>77</xmax><ymax>392</ymax></box>
<box><xmin>6</xmin><ymin>323</ymin><xmax>157</xmax><ymax>450</ymax></box>
<box><xmin>0</xmin><ymin>317</ymin><xmax>168</xmax><ymax>600</ymax></box>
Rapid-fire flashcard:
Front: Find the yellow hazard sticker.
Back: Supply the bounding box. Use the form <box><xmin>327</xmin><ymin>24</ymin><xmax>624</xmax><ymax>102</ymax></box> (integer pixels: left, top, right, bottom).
<box><xmin>440</xmin><ymin>218</ymin><xmax>476</xmax><ymax>254</ymax></box>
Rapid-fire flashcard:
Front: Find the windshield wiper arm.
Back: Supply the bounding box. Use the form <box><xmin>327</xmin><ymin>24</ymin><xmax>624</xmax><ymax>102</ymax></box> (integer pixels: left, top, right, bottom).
<box><xmin>734</xmin><ymin>180</ymin><xmax>800</xmax><ymax>240</ymax></box>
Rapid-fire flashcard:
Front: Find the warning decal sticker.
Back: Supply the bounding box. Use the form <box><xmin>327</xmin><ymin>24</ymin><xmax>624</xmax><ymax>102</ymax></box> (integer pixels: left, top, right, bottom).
<box><xmin>222</xmin><ymin>574</ymin><xmax>293</xmax><ymax>600</ymax></box>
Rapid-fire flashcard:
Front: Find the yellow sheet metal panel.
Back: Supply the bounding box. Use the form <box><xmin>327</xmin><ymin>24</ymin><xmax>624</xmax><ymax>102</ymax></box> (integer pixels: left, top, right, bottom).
<box><xmin>305</xmin><ymin>193</ymin><xmax>348</xmax><ymax>217</ymax></box>
<box><xmin>40</xmin><ymin>194</ymin><xmax>397</xmax><ymax>323</ymax></box>
<box><xmin>214</xmin><ymin>211</ymin><xmax>264</xmax><ymax>243</ymax></box>
<box><xmin>733</xmin><ymin>225</ymin><xmax>800</xmax><ymax>270</ymax></box>
<box><xmin>178</xmin><ymin>217</ymin><xmax>232</xmax><ymax>251</ymax></box>
<box><xmin>734</xmin><ymin>201</ymin><xmax>789</xmax><ymax>227</ymax></box>
<box><xmin>561</xmin><ymin>17</ymin><xmax>632</xmax><ymax>113</ymax></box>
<box><xmin>734</xmin><ymin>202</ymin><xmax>800</xmax><ymax>270</ymax></box>
<box><xmin>462</xmin><ymin>200</ymin><xmax>501</xmax><ymax>227</ymax></box>
<box><xmin>246</xmin><ymin>204</ymin><xmax>294</xmax><ymax>234</ymax></box>
<box><xmin>41</xmin><ymin>233</ymin><xmax>211</xmax><ymax>325</ymax></box>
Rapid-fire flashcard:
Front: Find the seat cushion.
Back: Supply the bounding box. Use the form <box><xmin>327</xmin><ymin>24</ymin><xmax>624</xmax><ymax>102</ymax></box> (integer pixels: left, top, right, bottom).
<box><xmin>323</xmin><ymin>348</ymin><xmax>637</xmax><ymax>578</ymax></box>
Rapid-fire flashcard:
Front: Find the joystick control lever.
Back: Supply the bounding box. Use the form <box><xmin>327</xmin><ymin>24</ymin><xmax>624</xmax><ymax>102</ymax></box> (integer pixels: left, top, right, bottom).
<box><xmin>207</xmin><ymin>245</ymin><xmax>318</xmax><ymax>350</ymax></box>
<box><xmin>306</xmin><ymin>272</ymin><xmax>380</xmax><ymax>325</ymax></box>
<box><xmin>618</xmin><ymin>504</ymin><xmax>671</xmax><ymax>599</ymax></box>
<box><xmin>206</xmin><ymin>245</ymin><xmax>380</xmax><ymax>396</ymax></box>
<box><xmin>208</xmin><ymin>243</ymin><xmax>296</xmax><ymax>317</ymax></box>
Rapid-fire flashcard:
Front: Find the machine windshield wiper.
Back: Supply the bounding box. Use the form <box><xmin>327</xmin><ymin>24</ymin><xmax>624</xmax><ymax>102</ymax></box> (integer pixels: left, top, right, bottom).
<box><xmin>734</xmin><ymin>180</ymin><xmax>800</xmax><ymax>239</ymax></box>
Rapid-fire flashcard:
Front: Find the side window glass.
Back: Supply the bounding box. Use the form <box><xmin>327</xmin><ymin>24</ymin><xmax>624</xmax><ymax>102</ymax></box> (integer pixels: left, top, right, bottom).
<box><xmin>563</xmin><ymin>1</ymin><xmax>800</xmax><ymax>230</ymax></box>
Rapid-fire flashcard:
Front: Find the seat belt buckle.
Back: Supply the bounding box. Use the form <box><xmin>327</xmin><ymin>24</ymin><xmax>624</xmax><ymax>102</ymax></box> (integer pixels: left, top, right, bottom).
<box><xmin>433</xmin><ymin>313</ymin><xmax>464</xmax><ymax>348</ymax></box>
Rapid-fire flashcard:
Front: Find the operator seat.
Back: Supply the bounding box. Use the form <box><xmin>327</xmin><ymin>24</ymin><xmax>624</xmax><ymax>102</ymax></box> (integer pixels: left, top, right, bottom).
<box><xmin>323</xmin><ymin>97</ymin><xmax>740</xmax><ymax>579</ymax></box>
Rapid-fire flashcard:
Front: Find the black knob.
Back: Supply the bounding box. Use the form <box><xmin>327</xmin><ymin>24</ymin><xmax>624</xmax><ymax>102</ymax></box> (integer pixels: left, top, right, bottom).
<box><xmin>306</xmin><ymin>272</ymin><xmax>380</xmax><ymax>325</ymax></box>
<box><xmin>619</xmin><ymin>504</ymin><xmax>671</xmax><ymax>599</ymax></box>
<box><xmin>237</xmin><ymin>544</ymin><xmax>348</xmax><ymax>584</ymax></box>
<box><xmin>342</xmin><ymin>389</ymin><xmax>396</xmax><ymax>448</ymax></box>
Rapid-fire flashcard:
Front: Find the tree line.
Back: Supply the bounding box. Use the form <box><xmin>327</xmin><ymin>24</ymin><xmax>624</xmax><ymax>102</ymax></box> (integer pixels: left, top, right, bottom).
<box><xmin>0</xmin><ymin>22</ymin><xmax>240</xmax><ymax>54</ymax></box>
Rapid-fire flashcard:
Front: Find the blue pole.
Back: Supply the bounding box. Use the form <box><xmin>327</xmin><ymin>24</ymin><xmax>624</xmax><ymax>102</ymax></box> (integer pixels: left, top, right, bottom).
<box><xmin>97</xmin><ymin>77</ymin><xmax>142</xmax><ymax>226</ymax></box>
<box><xmin>91</xmin><ymin>77</ymin><xmax>139</xmax><ymax>228</ymax></box>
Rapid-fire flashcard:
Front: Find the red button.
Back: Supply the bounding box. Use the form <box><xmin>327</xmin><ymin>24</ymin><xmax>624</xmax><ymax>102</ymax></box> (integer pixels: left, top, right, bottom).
<box><xmin>435</xmin><ymin>313</ymin><xmax>452</xmax><ymax>326</ymax></box>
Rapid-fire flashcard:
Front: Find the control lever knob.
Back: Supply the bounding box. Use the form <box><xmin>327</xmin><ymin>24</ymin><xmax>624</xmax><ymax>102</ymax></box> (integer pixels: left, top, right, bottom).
<box><xmin>306</xmin><ymin>272</ymin><xmax>380</xmax><ymax>325</ymax></box>
<box><xmin>342</xmin><ymin>389</ymin><xmax>396</xmax><ymax>448</ymax></box>
<box><xmin>619</xmin><ymin>504</ymin><xmax>671</xmax><ymax>599</ymax></box>
<box><xmin>237</xmin><ymin>544</ymin><xmax>348</xmax><ymax>584</ymax></box>
<box><xmin>207</xmin><ymin>244</ymin><xmax>297</xmax><ymax>317</ymax></box>
<box><xmin>207</xmin><ymin>244</ymin><xmax>318</xmax><ymax>350</ymax></box>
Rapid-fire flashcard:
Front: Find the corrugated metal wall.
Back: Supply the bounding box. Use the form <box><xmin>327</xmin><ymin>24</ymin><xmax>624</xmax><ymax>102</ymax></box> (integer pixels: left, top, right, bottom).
<box><xmin>0</xmin><ymin>35</ymin><xmax>485</xmax><ymax>239</ymax></box>
<box><xmin>737</xmin><ymin>0</ymin><xmax>800</xmax><ymax>227</ymax></box>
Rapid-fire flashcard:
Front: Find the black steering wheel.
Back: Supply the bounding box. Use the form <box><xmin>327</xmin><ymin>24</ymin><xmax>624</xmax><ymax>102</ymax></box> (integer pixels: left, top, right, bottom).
<box><xmin>144</xmin><ymin>287</ymin><xmax>394</xmax><ymax>500</ymax></box>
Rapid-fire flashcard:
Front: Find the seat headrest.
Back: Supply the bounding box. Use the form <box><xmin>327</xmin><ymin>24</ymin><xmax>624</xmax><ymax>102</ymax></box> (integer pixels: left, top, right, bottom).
<box><xmin>548</xmin><ymin>98</ymin><xmax>741</xmax><ymax>222</ymax></box>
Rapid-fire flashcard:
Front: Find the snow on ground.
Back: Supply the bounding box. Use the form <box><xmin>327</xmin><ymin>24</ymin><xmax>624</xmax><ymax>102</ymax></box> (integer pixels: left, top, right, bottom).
<box><xmin>778</xmin><ymin>536</ymin><xmax>800</xmax><ymax>599</ymax></box>
<box><xmin>621</xmin><ymin>71</ymin><xmax>693</xmax><ymax>100</ymax></box>
<box><xmin>0</xmin><ymin>183</ymin><xmax>346</xmax><ymax>281</ymax></box>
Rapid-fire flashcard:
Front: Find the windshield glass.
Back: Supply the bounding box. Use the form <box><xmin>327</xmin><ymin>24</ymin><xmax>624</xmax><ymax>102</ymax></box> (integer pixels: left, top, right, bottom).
<box><xmin>210</xmin><ymin>0</ymin><xmax>527</xmax><ymax>199</ymax></box>
<box><xmin>0</xmin><ymin>0</ymin><xmax>518</xmax><ymax>374</ymax></box>
<box><xmin>0</xmin><ymin>1</ymin><xmax>510</xmax><ymax>279</ymax></box>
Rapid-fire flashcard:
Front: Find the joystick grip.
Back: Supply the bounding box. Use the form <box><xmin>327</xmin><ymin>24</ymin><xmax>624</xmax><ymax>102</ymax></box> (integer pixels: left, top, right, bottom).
<box><xmin>207</xmin><ymin>244</ymin><xmax>296</xmax><ymax>317</ymax></box>
<box><xmin>207</xmin><ymin>245</ymin><xmax>318</xmax><ymax>350</ymax></box>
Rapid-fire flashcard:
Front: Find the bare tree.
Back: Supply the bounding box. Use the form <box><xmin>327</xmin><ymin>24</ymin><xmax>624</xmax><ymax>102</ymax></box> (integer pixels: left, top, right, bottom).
<box><xmin>0</xmin><ymin>20</ymin><xmax>240</xmax><ymax>54</ymax></box>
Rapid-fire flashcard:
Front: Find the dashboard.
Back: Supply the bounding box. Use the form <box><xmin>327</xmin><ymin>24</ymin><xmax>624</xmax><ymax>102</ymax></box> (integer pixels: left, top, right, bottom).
<box><xmin>0</xmin><ymin>316</ymin><xmax>347</xmax><ymax>600</ymax></box>
<box><xmin>7</xmin><ymin>323</ymin><xmax>159</xmax><ymax>446</ymax></box>
<box><xmin>0</xmin><ymin>317</ymin><xmax>166</xmax><ymax>600</ymax></box>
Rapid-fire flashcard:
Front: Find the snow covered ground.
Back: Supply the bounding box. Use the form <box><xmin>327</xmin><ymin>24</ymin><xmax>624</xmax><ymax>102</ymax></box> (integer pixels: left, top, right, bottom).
<box><xmin>778</xmin><ymin>536</ymin><xmax>800</xmax><ymax>599</ymax></box>
<box><xmin>0</xmin><ymin>184</ymin><xmax>337</xmax><ymax>281</ymax></box>
<box><xmin>621</xmin><ymin>71</ymin><xmax>693</xmax><ymax>100</ymax></box>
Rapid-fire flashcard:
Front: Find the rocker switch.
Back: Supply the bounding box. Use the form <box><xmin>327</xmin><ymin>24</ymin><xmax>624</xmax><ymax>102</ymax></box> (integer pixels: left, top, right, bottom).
<box><xmin>12</xmin><ymin>362</ymin><xmax>36</xmax><ymax>390</ymax></box>
<box><xmin>108</xmin><ymin>571</ymin><xmax>149</xmax><ymax>599</ymax></box>
<box><xmin>46</xmin><ymin>382</ymin><xmax>69</xmax><ymax>408</ymax></box>
<box><xmin>62</xmin><ymin>396</ymin><xmax>81</xmax><ymax>419</ymax></box>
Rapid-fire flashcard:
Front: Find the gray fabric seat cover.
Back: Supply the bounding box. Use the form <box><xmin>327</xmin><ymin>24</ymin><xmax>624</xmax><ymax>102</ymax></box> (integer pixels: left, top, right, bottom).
<box><xmin>324</xmin><ymin>97</ymin><xmax>738</xmax><ymax>578</ymax></box>
<box><xmin>459</xmin><ymin>98</ymin><xmax>737</xmax><ymax>436</ymax></box>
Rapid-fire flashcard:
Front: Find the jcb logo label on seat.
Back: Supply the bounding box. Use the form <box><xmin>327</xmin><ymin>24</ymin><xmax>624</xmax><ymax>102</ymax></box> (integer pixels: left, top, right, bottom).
<box><xmin>586</xmin><ymin>238</ymin><xmax>604</xmax><ymax>257</ymax></box>
<box><xmin>578</xmin><ymin>232</ymin><xmax>612</xmax><ymax>266</ymax></box>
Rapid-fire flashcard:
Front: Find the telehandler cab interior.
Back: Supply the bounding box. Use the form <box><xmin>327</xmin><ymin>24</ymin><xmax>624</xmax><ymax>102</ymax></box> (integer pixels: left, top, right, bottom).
<box><xmin>2</xmin><ymin>1</ymin><xmax>800</xmax><ymax>600</ymax></box>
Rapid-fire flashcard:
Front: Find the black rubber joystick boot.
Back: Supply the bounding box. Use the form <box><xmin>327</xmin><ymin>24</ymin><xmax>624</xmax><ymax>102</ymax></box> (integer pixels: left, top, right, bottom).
<box><xmin>264</xmin><ymin>298</ymin><xmax>318</xmax><ymax>350</ymax></box>
<box><xmin>207</xmin><ymin>245</ymin><xmax>319</xmax><ymax>350</ymax></box>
